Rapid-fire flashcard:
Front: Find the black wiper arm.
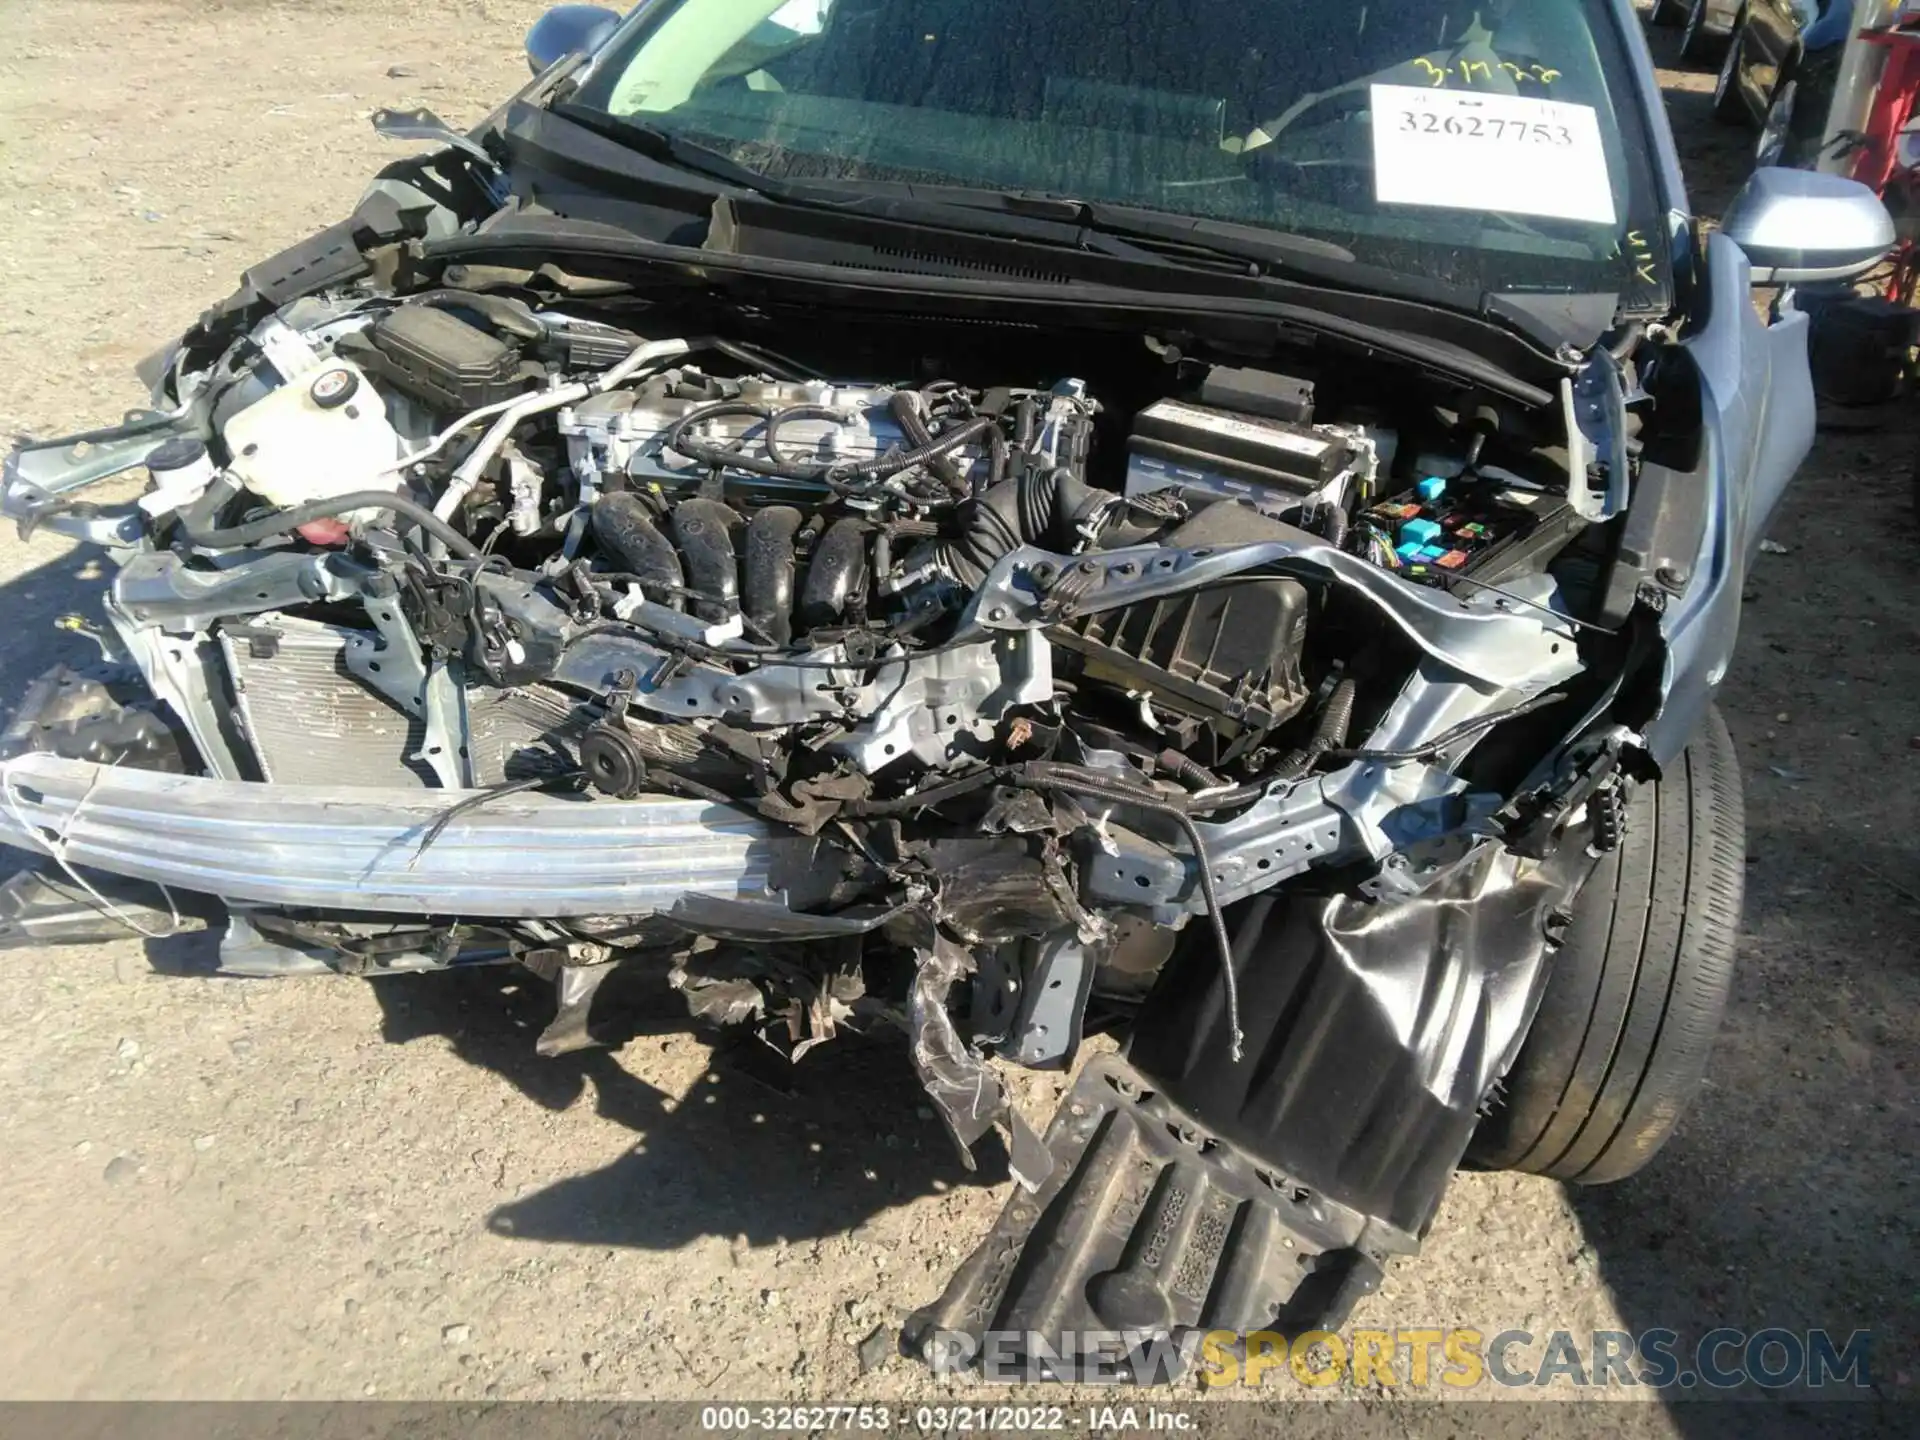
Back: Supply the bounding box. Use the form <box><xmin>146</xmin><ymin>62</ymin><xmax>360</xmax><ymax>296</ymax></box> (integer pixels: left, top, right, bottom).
<box><xmin>870</xmin><ymin>185</ymin><xmax>1361</xmax><ymax>273</ymax></box>
<box><xmin>1077</xmin><ymin>203</ymin><xmax>1357</xmax><ymax>269</ymax></box>
<box><xmin>552</xmin><ymin>105</ymin><xmax>776</xmax><ymax>195</ymax></box>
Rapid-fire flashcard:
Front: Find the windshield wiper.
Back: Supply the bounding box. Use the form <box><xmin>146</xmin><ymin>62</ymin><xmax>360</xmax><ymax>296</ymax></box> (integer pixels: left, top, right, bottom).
<box><xmin>546</xmin><ymin>109</ymin><xmax>1354</xmax><ymax>276</ymax></box>
<box><xmin>554</xmin><ymin>106</ymin><xmax>784</xmax><ymax>196</ymax></box>
<box><xmin>534</xmin><ymin>106</ymin><xmax>1573</xmax><ymax>350</ymax></box>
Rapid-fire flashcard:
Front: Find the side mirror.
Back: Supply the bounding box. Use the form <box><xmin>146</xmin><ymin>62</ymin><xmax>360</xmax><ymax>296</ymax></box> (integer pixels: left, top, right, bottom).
<box><xmin>526</xmin><ymin>4</ymin><xmax>621</xmax><ymax>75</ymax></box>
<box><xmin>1720</xmin><ymin>167</ymin><xmax>1895</xmax><ymax>286</ymax></box>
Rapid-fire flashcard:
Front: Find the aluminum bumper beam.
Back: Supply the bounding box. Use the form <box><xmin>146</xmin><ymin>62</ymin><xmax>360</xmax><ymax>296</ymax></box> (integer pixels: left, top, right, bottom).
<box><xmin>0</xmin><ymin>753</ymin><xmax>781</xmax><ymax>917</ymax></box>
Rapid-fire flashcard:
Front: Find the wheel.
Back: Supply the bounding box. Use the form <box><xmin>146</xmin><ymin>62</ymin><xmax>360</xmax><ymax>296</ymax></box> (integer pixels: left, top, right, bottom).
<box><xmin>1756</xmin><ymin>77</ymin><xmax>1797</xmax><ymax>167</ymax></box>
<box><xmin>1679</xmin><ymin>0</ymin><xmax>1730</xmax><ymax>67</ymax></box>
<box><xmin>1468</xmin><ymin>707</ymin><xmax>1744</xmax><ymax>1184</ymax></box>
<box><xmin>1650</xmin><ymin>0</ymin><xmax>1688</xmax><ymax>26</ymax></box>
<box><xmin>1712</xmin><ymin>21</ymin><xmax>1752</xmax><ymax>126</ymax></box>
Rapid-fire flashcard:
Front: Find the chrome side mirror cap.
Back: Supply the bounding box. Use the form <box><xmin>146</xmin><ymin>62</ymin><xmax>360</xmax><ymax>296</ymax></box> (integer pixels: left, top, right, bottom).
<box><xmin>1721</xmin><ymin>167</ymin><xmax>1896</xmax><ymax>286</ymax></box>
<box><xmin>526</xmin><ymin>4</ymin><xmax>621</xmax><ymax>75</ymax></box>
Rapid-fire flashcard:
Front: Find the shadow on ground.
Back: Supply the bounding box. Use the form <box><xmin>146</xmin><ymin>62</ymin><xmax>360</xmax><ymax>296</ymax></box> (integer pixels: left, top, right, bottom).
<box><xmin>0</xmin><ymin>548</ymin><xmax>120</xmax><ymax>701</ymax></box>
<box><xmin>368</xmin><ymin>964</ymin><xmax>1006</xmax><ymax>1250</ymax></box>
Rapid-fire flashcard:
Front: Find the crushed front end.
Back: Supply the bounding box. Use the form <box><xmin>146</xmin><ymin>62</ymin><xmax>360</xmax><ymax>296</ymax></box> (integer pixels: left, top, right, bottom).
<box><xmin>0</xmin><ymin>197</ymin><xmax>1679</xmax><ymax>1378</ymax></box>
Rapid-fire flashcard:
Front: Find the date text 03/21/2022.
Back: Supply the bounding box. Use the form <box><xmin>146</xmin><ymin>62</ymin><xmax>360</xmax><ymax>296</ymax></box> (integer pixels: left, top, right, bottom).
<box><xmin>697</xmin><ymin>1406</ymin><xmax>1192</xmax><ymax>1432</ymax></box>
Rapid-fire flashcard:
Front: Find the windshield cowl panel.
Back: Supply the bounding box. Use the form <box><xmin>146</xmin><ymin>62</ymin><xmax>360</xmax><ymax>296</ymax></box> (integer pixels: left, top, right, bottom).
<box><xmin>570</xmin><ymin>0</ymin><xmax>1670</xmax><ymax>318</ymax></box>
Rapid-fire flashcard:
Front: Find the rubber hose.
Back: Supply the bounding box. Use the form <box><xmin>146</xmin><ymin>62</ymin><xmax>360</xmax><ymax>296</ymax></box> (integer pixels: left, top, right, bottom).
<box><xmin>1274</xmin><ymin>675</ymin><xmax>1357</xmax><ymax>779</ymax></box>
<box><xmin>407</xmin><ymin>289</ymin><xmax>547</xmax><ymax>343</ymax></box>
<box><xmin>689</xmin><ymin>335</ymin><xmax>809</xmax><ymax>381</ymax></box>
<box><xmin>888</xmin><ymin>390</ymin><xmax>964</xmax><ymax>493</ymax></box>
<box><xmin>762</xmin><ymin>404</ymin><xmax>844</xmax><ymax>472</ymax></box>
<box><xmin>1187</xmin><ymin>676</ymin><xmax>1361</xmax><ymax>814</ymax></box>
<box><xmin>933</xmin><ymin>466</ymin><xmax>1105</xmax><ymax>585</ymax></box>
<box><xmin>837</xmin><ymin>415</ymin><xmax>998</xmax><ymax>484</ymax></box>
<box><xmin>181</xmin><ymin>491</ymin><xmax>482</xmax><ymax>558</ymax></box>
<box><xmin>1319</xmin><ymin>503</ymin><xmax>1349</xmax><ymax>549</ymax></box>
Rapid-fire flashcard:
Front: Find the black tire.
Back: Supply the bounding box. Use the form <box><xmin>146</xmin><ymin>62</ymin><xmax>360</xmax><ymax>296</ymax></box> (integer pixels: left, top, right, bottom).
<box><xmin>1650</xmin><ymin>0</ymin><xmax>1688</xmax><ymax>26</ymax></box>
<box><xmin>1468</xmin><ymin>707</ymin><xmax>1744</xmax><ymax>1184</ymax></box>
<box><xmin>1712</xmin><ymin>21</ymin><xmax>1752</xmax><ymax>126</ymax></box>
<box><xmin>1679</xmin><ymin>0</ymin><xmax>1730</xmax><ymax>67</ymax></box>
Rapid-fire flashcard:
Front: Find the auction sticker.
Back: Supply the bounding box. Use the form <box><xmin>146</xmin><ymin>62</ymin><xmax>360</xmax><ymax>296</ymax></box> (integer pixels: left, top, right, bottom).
<box><xmin>1370</xmin><ymin>83</ymin><xmax>1616</xmax><ymax>225</ymax></box>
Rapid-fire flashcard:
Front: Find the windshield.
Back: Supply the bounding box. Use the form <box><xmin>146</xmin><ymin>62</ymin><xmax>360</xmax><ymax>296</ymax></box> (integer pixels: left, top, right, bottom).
<box><xmin>570</xmin><ymin>0</ymin><xmax>1669</xmax><ymax>304</ymax></box>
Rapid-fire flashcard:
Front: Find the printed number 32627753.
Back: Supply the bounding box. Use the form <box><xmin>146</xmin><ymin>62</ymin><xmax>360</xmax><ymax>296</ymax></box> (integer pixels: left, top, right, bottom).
<box><xmin>1395</xmin><ymin>110</ymin><xmax>1573</xmax><ymax>145</ymax></box>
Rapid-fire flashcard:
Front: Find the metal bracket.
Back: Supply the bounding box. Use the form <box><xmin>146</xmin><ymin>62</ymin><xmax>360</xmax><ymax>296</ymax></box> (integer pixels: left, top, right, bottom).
<box><xmin>1006</xmin><ymin>933</ymin><xmax>1093</xmax><ymax>1070</ymax></box>
<box><xmin>343</xmin><ymin>585</ymin><xmax>469</xmax><ymax>788</ymax></box>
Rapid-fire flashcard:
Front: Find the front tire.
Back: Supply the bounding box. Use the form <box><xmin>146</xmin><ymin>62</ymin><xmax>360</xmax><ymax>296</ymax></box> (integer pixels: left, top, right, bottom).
<box><xmin>1468</xmin><ymin>708</ymin><xmax>1744</xmax><ymax>1184</ymax></box>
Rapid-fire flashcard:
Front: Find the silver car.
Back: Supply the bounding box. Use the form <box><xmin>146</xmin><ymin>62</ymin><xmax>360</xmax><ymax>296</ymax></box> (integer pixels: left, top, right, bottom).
<box><xmin>0</xmin><ymin>0</ymin><xmax>1895</xmax><ymax>1380</ymax></box>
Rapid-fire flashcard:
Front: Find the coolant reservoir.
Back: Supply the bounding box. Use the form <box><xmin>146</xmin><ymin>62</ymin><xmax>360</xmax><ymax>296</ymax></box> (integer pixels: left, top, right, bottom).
<box><xmin>223</xmin><ymin>361</ymin><xmax>403</xmax><ymax>509</ymax></box>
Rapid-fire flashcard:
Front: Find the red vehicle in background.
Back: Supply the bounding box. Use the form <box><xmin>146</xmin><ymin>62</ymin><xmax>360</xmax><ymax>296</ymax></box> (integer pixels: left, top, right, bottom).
<box><xmin>1824</xmin><ymin>2</ymin><xmax>1920</xmax><ymax>299</ymax></box>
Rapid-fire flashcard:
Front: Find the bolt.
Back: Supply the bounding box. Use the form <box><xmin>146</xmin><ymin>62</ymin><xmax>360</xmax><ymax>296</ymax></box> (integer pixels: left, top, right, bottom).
<box><xmin>1655</xmin><ymin>564</ymin><xmax>1689</xmax><ymax>590</ymax></box>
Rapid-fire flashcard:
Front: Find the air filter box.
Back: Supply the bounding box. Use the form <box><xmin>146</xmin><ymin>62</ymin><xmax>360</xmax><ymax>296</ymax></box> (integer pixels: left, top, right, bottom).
<box><xmin>1048</xmin><ymin>503</ymin><xmax>1312</xmax><ymax>733</ymax></box>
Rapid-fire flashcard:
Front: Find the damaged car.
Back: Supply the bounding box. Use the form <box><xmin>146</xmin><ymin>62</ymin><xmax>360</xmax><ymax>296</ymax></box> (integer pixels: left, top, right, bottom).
<box><xmin>0</xmin><ymin>0</ymin><xmax>1895</xmax><ymax>1381</ymax></box>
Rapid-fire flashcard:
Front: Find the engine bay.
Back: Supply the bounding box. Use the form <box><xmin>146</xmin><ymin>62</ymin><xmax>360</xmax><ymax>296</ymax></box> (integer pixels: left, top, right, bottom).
<box><xmin>3</xmin><ymin>268</ymin><xmax>1637</xmax><ymax>1161</ymax></box>
<box><xmin>117</xmin><ymin>288</ymin><xmax>1607</xmax><ymax>804</ymax></box>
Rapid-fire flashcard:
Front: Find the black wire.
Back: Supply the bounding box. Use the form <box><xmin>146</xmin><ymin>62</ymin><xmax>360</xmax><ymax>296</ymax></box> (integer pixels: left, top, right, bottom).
<box><xmin>1320</xmin><ymin>690</ymin><xmax>1567</xmax><ymax>764</ymax></box>
<box><xmin>1010</xmin><ymin>762</ymin><xmax>1245</xmax><ymax>1064</ymax></box>
<box><xmin>413</xmin><ymin>770</ymin><xmax>584</xmax><ymax>857</ymax></box>
<box><xmin>692</xmin><ymin>335</ymin><xmax>811</xmax><ymax>381</ymax></box>
<box><xmin>762</xmin><ymin>403</ymin><xmax>845</xmax><ymax>472</ymax></box>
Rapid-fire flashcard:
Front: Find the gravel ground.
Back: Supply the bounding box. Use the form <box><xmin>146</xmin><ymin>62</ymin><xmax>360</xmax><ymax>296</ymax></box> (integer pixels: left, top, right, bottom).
<box><xmin>0</xmin><ymin>2</ymin><xmax>1913</xmax><ymax>1427</ymax></box>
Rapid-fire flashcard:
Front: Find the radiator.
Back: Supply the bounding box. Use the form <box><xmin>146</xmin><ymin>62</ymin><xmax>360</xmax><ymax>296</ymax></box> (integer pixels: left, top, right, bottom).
<box><xmin>219</xmin><ymin>617</ymin><xmax>578</xmax><ymax>788</ymax></box>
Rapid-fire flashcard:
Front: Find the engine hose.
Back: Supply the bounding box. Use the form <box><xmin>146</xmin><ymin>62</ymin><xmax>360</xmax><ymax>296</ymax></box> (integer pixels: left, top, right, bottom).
<box><xmin>690</xmin><ymin>335</ymin><xmax>810</xmax><ymax>381</ymax></box>
<box><xmin>830</xmin><ymin>415</ymin><xmax>999</xmax><ymax>485</ymax></box>
<box><xmin>984</xmin><ymin>426</ymin><xmax>1008</xmax><ymax>496</ymax></box>
<box><xmin>933</xmin><ymin>466</ymin><xmax>1106</xmax><ymax>586</ymax></box>
<box><xmin>664</xmin><ymin>400</ymin><xmax>862</xmax><ymax>487</ymax></box>
<box><xmin>406</xmin><ymin>289</ymin><xmax>547</xmax><ymax>343</ymax></box>
<box><xmin>888</xmin><ymin>391</ymin><xmax>965</xmax><ymax>494</ymax></box>
<box><xmin>181</xmin><ymin>491</ymin><xmax>482</xmax><ymax>559</ymax></box>
<box><xmin>1012</xmin><ymin>762</ymin><xmax>1244</xmax><ymax>1063</ymax></box>
<box><xmin>1277</xmin><ymin>675</ymin><xmax>1357</xmax><ymax>778</ymax></box>
<box><xmin>1318</xmin><ymin>503</ymin><xmax>1349</xmax><ymax>549</ymax></box>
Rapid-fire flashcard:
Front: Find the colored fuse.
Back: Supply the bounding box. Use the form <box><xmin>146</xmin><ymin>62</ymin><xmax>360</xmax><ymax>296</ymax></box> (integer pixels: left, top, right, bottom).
<box><xmin>1416</xmin><ymin>475</ymin><xmax>1448</xmax><ymax>503</ymax></box>
<box><xmin>1374</xmin><ymin>503</ymin><xmax>1423</xmax><ymax>521</ymax></box>
<box><xmin>1455</xmin><ymin>522</ymin><xmax>1489</xmax><ymax>539</ymax></box>
<box><xmin>1400</xmin><ymin>517</ymin><xmax>1442</xmax><ymax>547</ymax></box>
<box><xmin>1436</xmin><ymin>549</ymin><xmax>1471</xmax><ymax>569</ymax></box>
<box><xmin>1418</xmin><ymin>544</ymin><xmax>1446</xmax><ymax>560</ymax></box>
<box><xmin>1395</xmin><ymin>541</ymin><xmax>1427</xmax><ymax>563</ymax></box>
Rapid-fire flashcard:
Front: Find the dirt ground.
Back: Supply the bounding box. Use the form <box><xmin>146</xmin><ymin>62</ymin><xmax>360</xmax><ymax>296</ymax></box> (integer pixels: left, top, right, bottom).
<box><xmin>0</xmin><ymin>1</ymin><xmax>1913</xmax><ymax>1426</ymax></box>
